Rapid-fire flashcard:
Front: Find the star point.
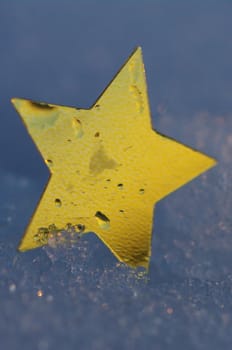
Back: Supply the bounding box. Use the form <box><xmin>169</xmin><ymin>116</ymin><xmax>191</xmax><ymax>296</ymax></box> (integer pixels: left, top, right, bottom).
<box><xmin>12</xmin><ymin>48</ymin><xmax>216</xmax><ymax>269</ymax></box>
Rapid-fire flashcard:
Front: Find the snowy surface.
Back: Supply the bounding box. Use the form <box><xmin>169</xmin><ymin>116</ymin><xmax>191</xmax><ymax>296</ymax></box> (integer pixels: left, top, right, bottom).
<box><xmin>0</xmin><ymin>2</ymin><xmax>232</xmax><ymax>350</ymax></box>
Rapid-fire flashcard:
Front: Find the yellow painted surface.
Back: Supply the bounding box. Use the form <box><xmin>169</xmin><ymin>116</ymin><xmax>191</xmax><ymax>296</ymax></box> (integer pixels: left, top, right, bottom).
<box><xmin>11</xmin><ymin>47</ymin><xmax>216</xmax><ymax>269</ymax></box>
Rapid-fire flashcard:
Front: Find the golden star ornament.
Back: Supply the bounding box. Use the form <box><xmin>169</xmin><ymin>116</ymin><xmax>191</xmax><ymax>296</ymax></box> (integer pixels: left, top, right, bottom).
<box><xmin>12</xmin><ymin>47</ymin><xmax>216</xmax><ymax>269</ymax></box>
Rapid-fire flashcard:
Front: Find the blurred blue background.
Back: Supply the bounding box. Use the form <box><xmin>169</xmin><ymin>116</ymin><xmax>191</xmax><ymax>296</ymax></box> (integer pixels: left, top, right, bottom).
<box><xmin>0</xmin><ymin>1</ymin><xmax>231</xmax><ymax>349</ymax></box>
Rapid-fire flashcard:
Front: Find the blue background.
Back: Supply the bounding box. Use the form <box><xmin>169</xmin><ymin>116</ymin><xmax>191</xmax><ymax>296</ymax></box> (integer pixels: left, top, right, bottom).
<box><xmin>0</xmin><ymin>1</ymin><xmax>231</xmax><ymax>349</ymax></box>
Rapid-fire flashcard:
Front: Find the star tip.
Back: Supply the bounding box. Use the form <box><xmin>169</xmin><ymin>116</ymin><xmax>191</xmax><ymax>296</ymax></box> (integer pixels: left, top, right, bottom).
<box><xmin>132</xmin><ymin>46</ymin><xmax>142</xmax><ymax>56</ymax></box>
<box><xmin>198</xmin><ymin>155</ymin><xmax>218</xmax><ymax>177</ymax></box>
<box><xmin>11</xmin><ymin>97</ymin><xmax>18</xmax><ymax>105</ymax></box>
<box><xmin>142</xmin><ymin>260</ymin><xmax>150</xmax><ymax>271</ymax></box>
<box><xmin>212</xmin><ymin>158</ymin><xmax>218</xmax><ymax>166</ymax></box>
<box><xmin>135</xmin><ymin>45</ymin><xmax>142</xmax><ymax>51</ymax></box>
<box><xmin>17</xmin><ymin>244</ymin><xmax>25</xmax><ymax>252</ymax></box>
<box><xmin>129</xmin><ymin>257</ymin><xmax>150</xmax><ymax>271</ymax></box>
<box><xmin>127</xmin><ymin>46</ymin><xmax>143</xmax><ymax>65</ymax></box>
<box><xmin>17</xmin><ymin>237</ymin><xmax>31</xmax><ymax>252</ymax></box>
<box><xmin>11</xmin><ymin>97</ymin><xmax>24</xmax><ymax>109</ymax></box>
<box><xmin>207</xmin><ymin>155</ymin><xmax>218</xmax><ymax>169</ymax></box>
<box><xmin>140</xmin><ymin>264</ymin><xmax>149</xmax><ymax>273</ymax></box>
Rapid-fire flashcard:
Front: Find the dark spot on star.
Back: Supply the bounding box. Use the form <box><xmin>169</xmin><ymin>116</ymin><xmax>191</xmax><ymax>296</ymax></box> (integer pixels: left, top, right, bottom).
<box><xmin>95</xmin><ymin>211</ymin><xmax>110</xmax><ymax>223</ymax></box>
<box><xmin>89</xmin><ymin>146</ymin><xmax>117</xmax><ymax>175</ymax></box>
<box><xmin>30</xmin><ymin>101</ymin><xmax>54</xmax><ymax>110</ymax></box>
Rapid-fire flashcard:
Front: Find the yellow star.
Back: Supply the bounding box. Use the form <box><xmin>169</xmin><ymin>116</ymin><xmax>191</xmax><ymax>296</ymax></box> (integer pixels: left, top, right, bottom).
<box><xmin>11</xmin><ymin>47</ymin><xmax>216</xmax><ymax>269</ymax></box>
